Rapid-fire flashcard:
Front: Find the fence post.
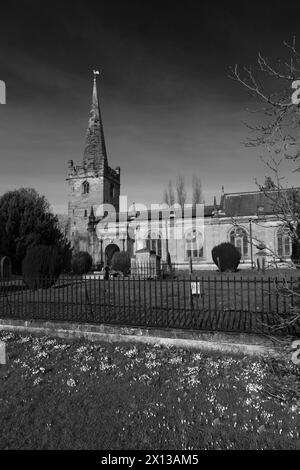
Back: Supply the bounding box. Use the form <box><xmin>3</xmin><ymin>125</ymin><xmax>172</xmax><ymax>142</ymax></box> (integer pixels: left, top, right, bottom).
<box><xmin>189</xmin><ymin>257</ymin><xmax>193</xmax><ymax>275</ymax></box>
<box><xmin>84</xmin><ymin>278</ymin><xmax>93</xmax><ymax>320</ymax></box>
<box><xmin>189</xmin><ymin>274</ymin><xmax>194</xmax><ymax>311</ymax></box>
<box><xmin>1</xmin><ymin>280</ymin><xmax>13</xmax><ymax>317</ymax></box>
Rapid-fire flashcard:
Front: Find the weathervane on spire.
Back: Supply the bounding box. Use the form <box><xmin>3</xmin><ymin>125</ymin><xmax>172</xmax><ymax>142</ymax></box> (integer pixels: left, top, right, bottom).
<box><xmin>93</xmin><ymin>70</ymin><xmax>100</xmax><ymax>81</ymax></box>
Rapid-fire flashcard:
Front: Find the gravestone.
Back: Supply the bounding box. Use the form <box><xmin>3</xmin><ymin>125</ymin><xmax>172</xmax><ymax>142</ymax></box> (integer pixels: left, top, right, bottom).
<box><xmin>0</xmin><ymin>341</ymin><xmax>6</xmax><ymax>365</ymax></box>
<box><xmin>131</xmin><ymin>249</ymin><xmax>161</xmax><ymax>278</ymax></box>
<box><xmin>254</xmin><ymin>247</ymin><xmax>268</xmax><ymax>272</ymax></box>
<box><xmin>0</xmin><ymin>256</ymin><xmax>12</xmax><ymax>279</ymax></box>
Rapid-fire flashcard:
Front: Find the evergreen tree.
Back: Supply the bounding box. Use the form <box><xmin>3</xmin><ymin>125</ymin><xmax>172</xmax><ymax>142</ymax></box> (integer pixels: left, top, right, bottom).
<box><xmin>0</xmin><ymin>188</ymin><xmax>71</xmax><ymax>273</ymax></box>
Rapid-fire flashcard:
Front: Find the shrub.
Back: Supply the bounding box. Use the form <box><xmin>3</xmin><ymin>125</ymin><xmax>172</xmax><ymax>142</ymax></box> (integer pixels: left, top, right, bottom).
<box><xmin>59</xmin><ymin>242</ymin><xmax>73</xmax><ymax>273</ymax></box>
<box><xmin>111</xmin><ymin>251</ymin><xmax>130</xmax><ymax>275</ymax></box>
<box><xmin>212</xmin><ymin>242</ymin><xmax>241</xmax><ymax>272</ymax></box>
<box><xmin>71</xmin><ymin>251</ymin><xmax>93</xmax><ymax>275</ymax></box>
<box><xmin>22</xmin><ymin>245</ymin><xmax>62</xmax><ymax>289</ymax></box>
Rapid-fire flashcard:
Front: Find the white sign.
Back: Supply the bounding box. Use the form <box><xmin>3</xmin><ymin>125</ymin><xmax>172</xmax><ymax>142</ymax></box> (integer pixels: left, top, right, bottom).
<box><xmin>0</xmin><ymin>341</ymin><xmax>6</xmax><ymax>365</ymax></box>
<box><xmin>191</xmin><ymin>282</ymin><xmax>201</xmax><ymax>296</ymax></box>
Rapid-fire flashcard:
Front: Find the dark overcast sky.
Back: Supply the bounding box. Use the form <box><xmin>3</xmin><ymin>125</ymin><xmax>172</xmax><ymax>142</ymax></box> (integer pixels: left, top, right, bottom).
<box><xmin>0</xmin><ymin>0</ymin><xmax>300</xmax><ymax>213</ymax></box>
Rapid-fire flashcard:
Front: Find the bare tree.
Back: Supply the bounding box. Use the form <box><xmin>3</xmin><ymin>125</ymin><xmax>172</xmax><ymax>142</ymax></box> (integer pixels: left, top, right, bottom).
<box><xmin>229</xmin><ymin>36</ymin><xmax>300</xmax><ymax>163</ymax></box>
<box><xmin>163</xmin><ymin>180</ymin><xmax>175</xmax><ymax>207</ymax></box>
<box><xmin>176</xmin><ymin>174</ymin><xmax>187</xmax><ymax>208</ymax></box>
<box><xmin>192</xmin><ymin>176</ymin><xmax>203</xmax><ymax>205</ymax></box>
<box><xmin>229</xmin><ymin>37</ymin><xmax>300</xmax><ymax>244</ymax></box>
<box><xmin>229</xmin><ymin>37</ymin><xmax>300</xmax><ymax>335</ymax></box>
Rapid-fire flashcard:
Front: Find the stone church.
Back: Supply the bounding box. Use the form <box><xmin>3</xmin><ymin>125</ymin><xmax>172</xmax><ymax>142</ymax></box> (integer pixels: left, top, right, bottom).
<box><xmin>67</xmin><ymin>75</ymin><xmax>298</xmax><ymax>270</ymax></box>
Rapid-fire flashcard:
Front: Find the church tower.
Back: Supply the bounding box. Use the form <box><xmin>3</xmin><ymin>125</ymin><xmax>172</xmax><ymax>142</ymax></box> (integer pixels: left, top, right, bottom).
<box><xmin>67</xmin><ymin>72</ymin><xmax>121</xmax><ymax>247</ymax></box>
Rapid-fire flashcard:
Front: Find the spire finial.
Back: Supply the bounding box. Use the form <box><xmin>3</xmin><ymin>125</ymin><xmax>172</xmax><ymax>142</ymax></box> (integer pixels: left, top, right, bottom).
<box><xmin>93</xmin><ymin>70</ymin><xmax>100</xmax><ymax>81</ymax></box>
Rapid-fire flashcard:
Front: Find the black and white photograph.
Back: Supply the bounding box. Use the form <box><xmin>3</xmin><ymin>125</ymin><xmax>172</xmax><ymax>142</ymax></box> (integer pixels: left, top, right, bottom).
<box><xmin>0</xmin><ymin>0</ymin><xmax>299</xmax><ymax>453</ymax></box>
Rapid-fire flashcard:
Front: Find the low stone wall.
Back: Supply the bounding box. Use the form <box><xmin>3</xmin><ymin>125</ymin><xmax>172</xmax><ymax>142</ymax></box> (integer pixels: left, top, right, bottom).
<box><xmin>0</xmin><ymin>318</ymin><xmax>279</xmax><ymax>357</ymax></box>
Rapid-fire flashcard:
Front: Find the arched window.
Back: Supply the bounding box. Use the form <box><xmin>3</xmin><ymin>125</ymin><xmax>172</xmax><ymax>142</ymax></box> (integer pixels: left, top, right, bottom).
<box><xmin>230</xmin><ymin>227</ymin><xmax>248</xmax><ymax>258</ymax></box>
<box><xmin>82</xmin><ymin>181</ymin><xmax>89</xmax><ymax>194</ymax></box>
<box><xmin>185</xmin><ymin>230</ymin><xmax>204</xmax><ymax>259</ymax></box>
<box><xmin>277</xmin><ymin>227</ymin><xmax>292</xmax><ymax>258</ymax></box>
<box><xmin>146</xmin><ymin>232</ymin><xmax>162</xmax><ymax>257</ymax></box>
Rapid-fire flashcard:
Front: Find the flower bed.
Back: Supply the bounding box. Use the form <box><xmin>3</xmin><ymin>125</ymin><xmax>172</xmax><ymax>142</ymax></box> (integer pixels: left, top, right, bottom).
<box><xmin>0</xmin><ymin>331</ymin><xmax>299</xmax><ymax>450</ymax></box>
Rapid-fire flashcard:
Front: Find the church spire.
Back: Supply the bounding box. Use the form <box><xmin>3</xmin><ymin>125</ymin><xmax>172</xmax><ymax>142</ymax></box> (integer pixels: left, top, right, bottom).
<box><xmin>83</xmin><ymin>71</ymin><xmax>108</xmax><ymax>170</ymax></box>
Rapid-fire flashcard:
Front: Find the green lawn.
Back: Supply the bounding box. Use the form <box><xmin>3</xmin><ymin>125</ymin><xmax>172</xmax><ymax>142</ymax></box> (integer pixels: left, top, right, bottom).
<box><xmin>0</xmin><ymin>331</ymin><xmax>299</xmax><ymax>450</ymax></box>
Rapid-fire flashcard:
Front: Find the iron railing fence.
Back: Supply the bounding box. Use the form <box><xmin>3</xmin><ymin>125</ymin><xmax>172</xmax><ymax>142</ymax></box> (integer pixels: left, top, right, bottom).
<box><xmin>0</xmin><ymin>274</ymin><xmax>299</xmax><ymax>335</ymax></box>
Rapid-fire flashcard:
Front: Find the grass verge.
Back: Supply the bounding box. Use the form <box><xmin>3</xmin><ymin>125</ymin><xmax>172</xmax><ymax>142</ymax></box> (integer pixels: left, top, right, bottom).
<box><xmin>0</xmin><ymin>331</ymin><xmax>299</xmax><ymax>450</ymax></box>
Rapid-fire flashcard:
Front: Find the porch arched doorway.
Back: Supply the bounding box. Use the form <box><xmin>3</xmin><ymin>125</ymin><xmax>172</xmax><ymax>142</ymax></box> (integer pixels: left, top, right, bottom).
<box><xmin>105</xmin><ymin>244</ymin><xmax>120</xmax><ymax>266</ymax></box>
